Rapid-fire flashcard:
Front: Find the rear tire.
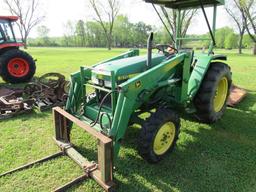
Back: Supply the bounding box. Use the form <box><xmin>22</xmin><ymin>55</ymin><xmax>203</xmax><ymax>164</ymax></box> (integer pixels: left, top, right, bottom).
<box><xmin>0</xmin><ymin>49</ymin><xmax>36</xmax><ymax>83</ymax></box>
<box><xmin>138</xmin><ymin>108</ymin><xmax>180</xmax><ymax>163</ymax></box>
<box><xmin>194</xmin><ymin>62</ymin><xmax>232</xmax><ymax>123</ymax></box>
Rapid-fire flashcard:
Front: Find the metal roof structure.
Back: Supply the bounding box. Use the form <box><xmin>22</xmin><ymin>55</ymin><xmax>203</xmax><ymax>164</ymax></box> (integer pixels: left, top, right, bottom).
<box><xmin>145</xmin><ymin>0</ymin><xmax>224</xmax><ymax>9</ymax></box>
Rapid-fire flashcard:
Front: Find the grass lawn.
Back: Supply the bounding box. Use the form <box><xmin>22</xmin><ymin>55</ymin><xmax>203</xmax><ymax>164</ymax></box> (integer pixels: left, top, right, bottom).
<box><xmin>0</xmin><ymin>47</ymin><xmax>255</xmax><ymax>192</ymax></box>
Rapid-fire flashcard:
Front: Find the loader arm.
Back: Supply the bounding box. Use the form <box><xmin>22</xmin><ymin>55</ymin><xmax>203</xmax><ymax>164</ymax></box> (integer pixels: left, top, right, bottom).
<box><xmin>110</xmin><ymin>52</ymin><xmax>191</xmax><ymax>160</ymax></box>
<box><xmin>65</xmin><ymin>51</ymin><xmax>192</xmax><ymax>162</ymax></box>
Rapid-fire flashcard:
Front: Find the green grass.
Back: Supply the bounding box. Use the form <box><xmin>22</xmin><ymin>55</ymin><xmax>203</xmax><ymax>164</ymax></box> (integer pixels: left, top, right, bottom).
<box><xmin>0</xmin><ymin>47</ymin><xmax>256</xmax><ymax>192</ymax></box>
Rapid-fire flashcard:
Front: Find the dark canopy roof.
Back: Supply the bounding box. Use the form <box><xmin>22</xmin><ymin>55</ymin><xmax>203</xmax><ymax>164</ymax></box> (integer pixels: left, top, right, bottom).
<box><xmin>144</xmin><ymin>0</ymin><xmax>224</xmax><ymax>9</ymax></box>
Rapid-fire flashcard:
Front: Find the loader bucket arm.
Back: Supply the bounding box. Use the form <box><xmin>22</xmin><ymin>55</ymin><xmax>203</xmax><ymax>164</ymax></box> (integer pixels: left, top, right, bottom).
<box><xmin>110</xmin><ymin>53</ymin><xmax>190</xmax><ymax>159</ymax></box>
<box><xmin>47</xmin><ymin>52</ymin><xmax>191</xmax><ymax>191</ymax></box>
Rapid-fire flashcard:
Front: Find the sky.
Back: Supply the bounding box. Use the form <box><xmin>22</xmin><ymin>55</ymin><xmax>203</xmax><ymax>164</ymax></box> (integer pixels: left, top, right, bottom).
<box><xmin>0</xmin><ymin>0</ymin><xmax>232</xmax><ymax>38</ymax></box>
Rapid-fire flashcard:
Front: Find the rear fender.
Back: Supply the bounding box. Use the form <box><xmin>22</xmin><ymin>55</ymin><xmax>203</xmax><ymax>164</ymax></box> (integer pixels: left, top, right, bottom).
<box><xmin>0</xmin><ymin>45</ymin><xmax>20</xmax><ymax>55</ymax></box>
<box><xmin>187</xmin><ymin>54</ymin><xmax>227</xmax><ymax>98</ymax></box>
<box><xmin>0</xmin><ymin>42</ymin><xmax>23</xmax><ymax>50</ymax></box>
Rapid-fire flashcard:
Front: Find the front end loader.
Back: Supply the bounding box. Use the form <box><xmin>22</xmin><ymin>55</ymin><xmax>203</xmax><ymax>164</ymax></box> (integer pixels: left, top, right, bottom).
<box><xmin>0</xmin><ymin>0</ymin><xmax>233</xmax><ymax>191</ymax></box>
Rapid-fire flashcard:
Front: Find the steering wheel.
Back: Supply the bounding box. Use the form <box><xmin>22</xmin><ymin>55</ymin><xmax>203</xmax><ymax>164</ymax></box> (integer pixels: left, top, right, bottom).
<box><xmin>154</xmin><ymin>44</ymin><xmax>178</xmax><ymax>56</ymax></box>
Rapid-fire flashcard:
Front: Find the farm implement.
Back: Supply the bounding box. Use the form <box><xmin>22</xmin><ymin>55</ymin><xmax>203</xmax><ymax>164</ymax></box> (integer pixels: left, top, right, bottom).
<box><xmin>0</xmin><ymin>87</ymin><xmax>34</xmax><ymax>119</ymax></box>
<box><xmin>0</xmin><ymin>73</ymin><xmax>69</xmax><ymax>119</ymax></box>
<box><xmin>0</xmin><ymin>0</ymin><xmax>246</xmax><ymax>191</ymax></box>
<box><xmin>24</xmin><ymin>73</ymin><xmax>69</xmax><ymax>111</ymax></box>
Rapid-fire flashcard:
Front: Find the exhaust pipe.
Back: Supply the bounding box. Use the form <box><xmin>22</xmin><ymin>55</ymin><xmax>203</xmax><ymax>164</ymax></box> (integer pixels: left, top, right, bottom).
<box><xmin>147</xmin><ymin>32</ymin><xmax>154</xmax><ymax>69</ymax></box>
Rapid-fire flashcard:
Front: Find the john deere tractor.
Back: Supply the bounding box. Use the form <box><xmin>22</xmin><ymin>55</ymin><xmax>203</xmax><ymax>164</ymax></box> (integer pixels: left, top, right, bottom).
<box><xmin>0</xmin><ymin>0</ymin><xmax>232</xmax><ymax>191</ymax></box>
<box><xmin>0</xmin><ymin>16</ymin><xmax>35</xmax><ymax>83</ymax></box>
<box><xmin>56</xmin><ymin>0</ymin><xmax>231</xmax><ymax>189</ymax></box>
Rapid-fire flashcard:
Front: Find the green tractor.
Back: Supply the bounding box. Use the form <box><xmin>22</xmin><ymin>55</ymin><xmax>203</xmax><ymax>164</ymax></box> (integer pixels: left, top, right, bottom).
<box><xmin>58</xmin><ymin>0</ymin><xmax>231</xmax><ymax>189</ymax></box>
<box><xmin>0</xmin><ymin>0</ymin><xmax>232</xmax><ymax>191</ymax></box>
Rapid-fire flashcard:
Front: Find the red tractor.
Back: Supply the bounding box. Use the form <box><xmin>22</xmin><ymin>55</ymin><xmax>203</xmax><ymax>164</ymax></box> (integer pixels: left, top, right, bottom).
<box><xmin>0</xmin><ymin>16</ymin><xmax>35</xmax><ymax>83</ymax></box>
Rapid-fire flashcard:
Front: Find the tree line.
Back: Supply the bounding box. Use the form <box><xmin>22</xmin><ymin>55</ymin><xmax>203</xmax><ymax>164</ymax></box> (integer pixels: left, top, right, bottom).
<box><xmin>29</xmin><ymin>16</ymin><xmax>154</xmax><ymax>48</ymax></box>
<box><xmin>29</xmin><ymin>16</ymin><xmax>254</xmax><ymax>51</ymax></box>
<box><xmin>3</xmin><ymin>0</ymin><xmax>255</xmax><ymax>54</ymax></box>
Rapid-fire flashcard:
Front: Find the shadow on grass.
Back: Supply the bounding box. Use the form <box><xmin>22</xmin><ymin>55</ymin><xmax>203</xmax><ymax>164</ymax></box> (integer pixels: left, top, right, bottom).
<box><xmin>2</xmin><ymin>93</ymin><xmax>254</xmax><ymax>192</ymax></box>
<box><xmin>0</xmin><ymin>82</ymin><xmax>26</xmax><ymax>88</ymax></box>
<box><xmin>68</xmin><ymin>99</ymin><xmax>256</xmax><ymax>192</ymax></box>
<box><xmin>113</xmin><ymin>107</ymin><xmax>256</xmax><ymax>192</ymax></box>
<box><xmin>233</xmin><ymin>91</ymin><xmax>256</xmax><ymax>113</ymax></box>
<box><xmin>0</xmin><ymin>75</ymin><xmax>43</xmax><ymax>87</ymax></box>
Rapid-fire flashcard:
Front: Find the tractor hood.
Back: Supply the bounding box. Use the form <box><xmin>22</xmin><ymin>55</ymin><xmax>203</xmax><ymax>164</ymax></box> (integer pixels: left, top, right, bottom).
<box><xmin>92</xmin><ymin>54</ymin><xmax>166</xmax><ymax>82</ymax></box>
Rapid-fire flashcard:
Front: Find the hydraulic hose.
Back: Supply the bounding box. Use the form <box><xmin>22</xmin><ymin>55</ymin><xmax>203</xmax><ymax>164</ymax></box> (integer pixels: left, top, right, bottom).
<box><xmin>90</xmin><ymin>90</ymin><xmax>117</xmax><ymax>128</ymax></box>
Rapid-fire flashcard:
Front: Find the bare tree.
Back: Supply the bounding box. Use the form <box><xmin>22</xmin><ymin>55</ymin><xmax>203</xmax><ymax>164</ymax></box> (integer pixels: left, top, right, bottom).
<box><xmin>225</xmin><ymin>0</ymin><xmax>248</xmax><ymax>54</ymax></box>
<box><xmin>89</xmin><ymin>0</ymin><xmax>120</xmax><ymax>50</ymax></box>
<box><xmin>63</xmin><ymin>21</ymin><xmax>76</xmax><ymax>47</ymax></box>
<box><xmin>160</xmin><ymin>7</ymin><xmax>198</xmax><ymax>43</ymax></box>
<box><xmin>37</xmin><ymin>25</ymin><xmax>50</xmax><ymax>45</ymax></box>
<box><xmin>3</xmin><ymin>0</ymin><xmax>45</xmax><ymax>49</ymax></box>
<box><xmin>241</xmin><ymin>0</ymin><xmax>256</xmax><ymax>55</ymax></box>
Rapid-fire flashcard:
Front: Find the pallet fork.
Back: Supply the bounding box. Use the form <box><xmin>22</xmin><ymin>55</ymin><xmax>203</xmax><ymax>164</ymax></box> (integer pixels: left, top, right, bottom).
<box><xmin>0</xmin><ymin>107</ymin><xmax>115</xmax><ymax>192</ymax></box>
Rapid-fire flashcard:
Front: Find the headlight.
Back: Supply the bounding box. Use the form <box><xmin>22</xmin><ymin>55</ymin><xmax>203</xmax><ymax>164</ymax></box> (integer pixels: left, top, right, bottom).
<box><xmin>91</xmin><ymin>75</ymin><xmax>99</xmax><ymax>84</ymax></box>
<box><xmin>92</xmin><ymin>76</ymin><xmax>110</xmax><ymax>87</ymax></box>
<box><xmin>104</xmin><ymin>80</ymin><xmax>112</xmax><ymax>88</ymax></box>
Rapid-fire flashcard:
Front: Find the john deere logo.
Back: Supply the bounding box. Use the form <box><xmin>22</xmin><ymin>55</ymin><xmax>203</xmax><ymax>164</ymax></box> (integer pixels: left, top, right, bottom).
<box><xmin>135</xmin><ymin>81</ymin><xmax>141</xmax><ymax>88</ymax></box>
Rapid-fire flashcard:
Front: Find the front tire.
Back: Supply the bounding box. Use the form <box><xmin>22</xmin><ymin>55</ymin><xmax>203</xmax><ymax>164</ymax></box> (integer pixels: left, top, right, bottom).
<box><xmin>0</xmin><ymin>49</ymin><xmax>36</xmax><ymax>83</ymax></box>
<box><xmin>194</xmin><ymin>62</ymin><xmax>232</xmax><ymax>123</ymax></box>
<box><xmin>138</xmin><ymin>108</ymin><xmax>180</xmax><ymax>163</ymax></box>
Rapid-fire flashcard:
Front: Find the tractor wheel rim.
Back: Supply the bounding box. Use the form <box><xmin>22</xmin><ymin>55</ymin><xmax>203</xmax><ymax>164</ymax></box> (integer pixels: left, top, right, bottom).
<box><xmin>7</xmin><ymin>58</ymin><xmax>29</xmax><ymax>78</ymax></box>
<box><xmin>153</xmin><ymin>122</ymin><xmax>176</xmax><ymax>155</ymax></box>
<box><xmin>213</xmin><ymin>76</ymin><xmax>228</xmax><ymax>112</ymax></box>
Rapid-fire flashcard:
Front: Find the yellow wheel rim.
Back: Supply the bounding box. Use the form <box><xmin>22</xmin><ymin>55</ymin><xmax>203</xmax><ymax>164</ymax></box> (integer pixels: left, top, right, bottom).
<box><xmin>153</xmin><ymin>122</ymin><xmax>176</xmax><ymax>155</ymax></box>
<box><xmin>213</xmin><ymin>77</ymin><xmax>228</xmax><ymax>112</ymax></box>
